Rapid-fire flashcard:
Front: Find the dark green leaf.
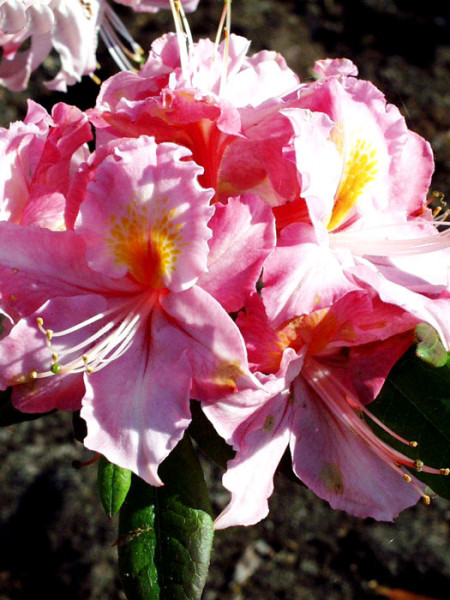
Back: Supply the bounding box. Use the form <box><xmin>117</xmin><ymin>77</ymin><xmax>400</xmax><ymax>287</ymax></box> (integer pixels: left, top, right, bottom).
<box><xmin>118</xmin><ymin>433</ymin><xmax>214</xmax><ymax>600</ymax></box>
<box><xmin>370</xmin><ymin>347</ymin><xmax>450</xmax><ymax>499</ymax></box>
<box><xmin>98</xmin><ymin>456</ymin><xmax>132</xmax><ymax>519</ymax></box>
<box><xmin>188</xmin><ymin>400</ymin><xmax>235</xmax><ymax>469</ymax></box>
<box><xmin>0</xmin><ymin>388</ymin><xmax>54</xmax><ymax>426</ymax></box>
<box><xmin>414</xmin><ymin>322</ymin><xmax>448</xmax><ymax>367</ymax></box>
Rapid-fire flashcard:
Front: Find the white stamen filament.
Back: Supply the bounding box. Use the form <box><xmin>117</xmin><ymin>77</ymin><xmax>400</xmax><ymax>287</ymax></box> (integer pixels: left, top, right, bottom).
<box><xmin>331</xmin><ymin>226</ymin><xmax>450</xmax><ymax>256</ymax></box>
<box><xmin>169</xmin><ymin>0</ymin><xmax>189</xmax><ymax>80</ymax></box>
<box><xmin>219</xmin><ymin>0</ymin><xmax>232</xmax><ymax>97</ymax></box>
<box><xmin>34</xmin><ymin>295</ymin><xmax>153</xmax><ymax>380</ymax></box>
<box><xmin>303</xmin><ymin>359</ymin><xmax>448</xmax><ymax>485</ymax></box>
<box><xmin>100</xmin><ymin>19</ymin><xmax>137</xmax><ymax>72</ymax></box>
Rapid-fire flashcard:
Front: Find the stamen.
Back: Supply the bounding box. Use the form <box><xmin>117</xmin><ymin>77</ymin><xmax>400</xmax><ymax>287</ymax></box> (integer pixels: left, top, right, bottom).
<box><xmin>303</xmin><ymin>359</ymin><xmax>449</xmax><ymax>495</ymax></box>
<box><xmin>31</xmin><ymin>295</ymin><xmax>152</xmax><ymax>382</ymax></box>
<box><xmin>169</xmin><ymin>0</ymin><xmax>189</xmax><ymax>80</ymax></box>
<box><xmin>330</xmin><ymin>227</ymin><xmax>450</xmax><ymax>256</ymax></box>
<box><xmin>219</xmin><ymin>0</ymin><xmax>232</xmax><ymax>97</ymax></box>
<box><xmin>99</xmin><ymin>4</ymin><xmax>144</xmax><ymax>73</ymax></box>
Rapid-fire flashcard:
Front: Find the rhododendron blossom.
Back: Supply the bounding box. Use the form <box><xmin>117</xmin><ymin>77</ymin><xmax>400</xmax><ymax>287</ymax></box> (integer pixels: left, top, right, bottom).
<box><xmin>0</xmin><ymin>134</ymin><xmax>263</xmax><ymax>484</ymax></box>
<box><xmin>0</xmin><ymin>0</ymin><xmax>449</xmax><ymax>554</ymax></box>
<box><xmin>0</xmin><ymin>99</ymin><xmax>91</xmax><ymax>228</ymax></box>
<box><xmin>204</xmin><ymin>291</ymin><xmax>449</xmax><ymax>528</ymax></box>
<box><xmin>0</xmin><ymin>0</ymin><xmax>199</xmax><ymax>90</ymax></box>
<box><xmin>262</xmin><ymin>60</ymin><xmax>450</xmax><ymax>343</ymax></box>
<box><xmin>88</xmin><ymin>30</ymin><xmax>301</xmax><ymax>201</ymax></box>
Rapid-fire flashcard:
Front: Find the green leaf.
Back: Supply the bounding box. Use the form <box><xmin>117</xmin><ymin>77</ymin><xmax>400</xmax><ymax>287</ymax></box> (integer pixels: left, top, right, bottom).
<box><xmin>414</xmin><ymin>322</ymin><xmax>448</xmax><ymax>367</ymax></box>
<box><xmin>98</xmin><ymin>456</ymin><xmax>132</xmax><ymax>519</ymax></box>
<box><xmin>0</xmin><ymin>388</ymin><xmax>54</xmax><ymax>426</ymax></box>
<box><xmin>118</xmin><ymin>433</ymin><xmax>214</xmax><ymax>600</ymax></box>
<box><xmin>369</xmin><ymin>347</ymin><xmax>450</xmax><ymax>500</ymax></box>
<box><xmin>188</xmin><ymin>400</ymin><xmax>235</xmax><ymax>469</ymax></box>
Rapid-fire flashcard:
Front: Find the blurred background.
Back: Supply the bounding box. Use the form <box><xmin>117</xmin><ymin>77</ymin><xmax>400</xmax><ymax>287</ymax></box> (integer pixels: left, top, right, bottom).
<box><xmin>1</xmin><ymin>1</ymin><xmax>449</xmax><ymax>599</ymax></box>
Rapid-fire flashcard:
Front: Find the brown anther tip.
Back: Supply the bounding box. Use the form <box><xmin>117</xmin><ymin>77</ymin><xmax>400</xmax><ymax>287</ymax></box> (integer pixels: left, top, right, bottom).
<box><xmin>409</xmin><ymin>440</ymin><xmax>418</xmax><ymax>448</ymax></box>
<box><xmin>440</xmin><ymin>468</ymin><xmax>450</xmax><ymax>476</ymax></box>
<box><xmin>422</xmin><ymin>494</ymin><xmax>431</xmax><ymax>505</ymax></box>
<box><xmin>36</xmin><ymin>317</ymin><xmax>44</xmax><ymax>326</ymax></box>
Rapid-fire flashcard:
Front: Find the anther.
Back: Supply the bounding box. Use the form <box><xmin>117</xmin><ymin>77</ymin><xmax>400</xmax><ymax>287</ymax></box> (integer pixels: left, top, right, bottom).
<box><xmin>29</xmin><ymin>371</ymin><xmax>38</xmax><ymax>380</ymax></box>
<box><xmin>422</xmin><ymin>494</ymin><xmax>431</xmax><ymax>505</ymax></box>
<box><xmin>414</xmin><ymin>459</ymin><xmax>424</xmax><ymax>472</ymax></box>
<box><xmin>402</xmin><ymin>474</ymin><xmax>412</xmax><ymax>483</ymax></box>
<box><xmin>46</xmin><ymin>329</ymin><xmax>53</xmax><ymax>341</ymax></box>
<box><xmin>440</xmin><ymin>468</ymin><xmax>450</xmax><ymax>476</ymax></box>
<box><xmin>52</xmin><ymin>352</ymin><xmax>59</xmax><ymax>361</ymax></box>
<box><xmin>409</xmin><ymin>440</ymin><xmax>418</xmax><ymax>448</ymax></box>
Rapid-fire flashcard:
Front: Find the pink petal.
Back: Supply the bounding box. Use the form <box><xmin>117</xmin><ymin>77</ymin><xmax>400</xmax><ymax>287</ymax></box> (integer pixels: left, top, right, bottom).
<box><xmin>290</xmin><ymin>374</ymin><xmax>422</xmax><ymax>521</ymax></box>
<box><xmin>261</xmin><ymin>222</ymin><xmax>357</xmax><ymax>325</ymax></box>
<box><xmin>75</xmin><ymin>136</ymin><xmax>214</xmax><ymax>290</ymax></box>
<box><xmin>160</xmin><ymin>286</ymin><xmax>262</xmax><ymax>400</ymax></box>
<box><xmin>197</xmin><ymin>194</ymin><xmax>275</xmax><ymax>312</ymax></box>
<box><xmin>82</xmin><ymin>307</ymin><xmax>192</xmax><ymax>486</ymax></box>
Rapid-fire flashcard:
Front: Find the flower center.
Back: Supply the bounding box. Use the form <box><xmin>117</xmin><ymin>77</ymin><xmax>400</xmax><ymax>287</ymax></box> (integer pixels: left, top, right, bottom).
<box><xmin>328</xmin><ymin>134</ymin><xmax>379</xmax><ymax>231</ymax></box>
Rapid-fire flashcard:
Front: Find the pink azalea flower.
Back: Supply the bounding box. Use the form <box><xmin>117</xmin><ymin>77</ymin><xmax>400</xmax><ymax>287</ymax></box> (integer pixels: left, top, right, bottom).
<box><xmin>87</xmin><ymin>30</ymin><xmax>301</xmax><ymax>199</ymax></box>
<box><xmin>0</xmin><ymin>99</ymin><xmax>92</xmax><ymax>229</ymax></box>
<box><xmin>0</xmin><ymin>99</ymin><xmax>91</xmax><ymax>334</ymax></box>
<box><xmin>0</xmin><ymin>135</ymin><xmax>262</xmax><ymax>485</ymax></box>
<box><xmin>0</xmin><ymin>0</ymin><xmax>198</xmax><ymax>91</ymax></box>
<box><xmin>263</xmin><ymin>61</ymin><xmax>450</xmax><ymax>344</ymax></box>
<box><xmin>204</xmin><ymin>291</ymin><xmax>448</xmax><ymax>528</ymax></box>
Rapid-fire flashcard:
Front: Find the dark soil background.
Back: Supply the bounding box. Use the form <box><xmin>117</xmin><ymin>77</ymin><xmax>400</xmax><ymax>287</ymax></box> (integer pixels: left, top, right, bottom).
<box><xmin>1</xmin><ymin>1</ymin><xmax>449</xmax><ymax>599</ymax></box>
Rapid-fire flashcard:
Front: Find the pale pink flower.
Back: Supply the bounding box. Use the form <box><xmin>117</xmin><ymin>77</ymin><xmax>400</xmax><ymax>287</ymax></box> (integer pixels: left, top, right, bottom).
<box><xmin>0</xmin><ymin>0</ymin><xmax>198</xmax><ymax>91</ymax></box>
<box><xmin>88</xmin><ymin>31</ymin><xmax>301</xmax><ymax>200</ymax></box>
<box><xmin>263</xmin><ymin>61</ymin><xmax>450</xmax><ymax>345</ymax></box>
<box><xmin>204</xmin><ymin>291</ymin><xmax>448</xmax><ymax>528</ymax></box>
<box><xmin>0</xmin><ymin>135</ymin><xmax>262</xmax><ymax>484</ymax></box>
<box><xmin>0</xmin><ymin>99</ymin><xmax>91</xmax><ymax>228</ymax></box>
<box><xmin>0</xmin><ymin>99</ymin><xmax>91</xmax><ymax>334</ymax></box>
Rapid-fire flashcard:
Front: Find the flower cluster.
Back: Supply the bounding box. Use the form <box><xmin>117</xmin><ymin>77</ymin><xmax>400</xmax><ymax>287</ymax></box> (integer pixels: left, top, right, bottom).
<box><xmin>0</xmin><ymin>1</ymin><xmax>449</xmax><ymax>528</ymax></box>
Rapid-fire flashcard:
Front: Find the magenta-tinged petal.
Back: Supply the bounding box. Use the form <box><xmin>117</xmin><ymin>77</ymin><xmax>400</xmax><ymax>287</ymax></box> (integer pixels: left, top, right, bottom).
<box><xmin>313</xmin><ymin>58</ymin><xmax>358</xmax><ymax>78</ymax></box>
<box><xmin>215</xmin><ymin>396</ymin><xmax>292</xmax><ymax>528</ymax></box>
<box><xmin>21</xmin><ymin>103</ymin><xmax>92</xmax><ymax>229</ymax></box>
<box><xmin>76</xmin><ymin>136</ymin><xmax>214</xmax><ymax>291</ymax></box>
<box><xmin>0</xmin><ymin>222</ymin><xmax>132</xmax><ymax>316</ymax></box>
<box><xmin>280</xmin><ymin>107</ymin><xmax>341</xmax><ymax>227</ymax></box>
<box><xmin>82</xmin><ymin>309</ymin><xmax>192</xmax><ymax>486</ymax></box>
<box><xmin>114</xmin><ymin>0</ymin><xmax>200</xmax><ymax>13</ymax></box>
<box><xmin>351</xmin><ymin>263</ymin><xmax>450</xmax><ymax>349</ymax></box>
<box><xmin>204</xmin><ymin>349</ymin><xmax>302</xmax><ymax>528</ymax></box>
<box><xmin>197</xmin><ymin>194</ymin><xmax>275</xmax><ymax>312</ymax></box>
<box><xmin>290</xmin><ymin>374</ymin><xmax>422</xmax><ymax>520</ymax></box>
<box><xmin>261</xmin><ymin>222</ymin><xmax>358</xmax><ymax>325</ymax></box>
<box><xmin>160</xmin><ymin>286</ymin><xmax>262</xmax><ymax>400</ymax></box>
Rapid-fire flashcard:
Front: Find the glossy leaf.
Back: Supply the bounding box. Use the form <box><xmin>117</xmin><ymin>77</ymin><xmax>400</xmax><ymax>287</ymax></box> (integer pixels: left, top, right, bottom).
<box><xmin>369</xmin><ymin>347</ymin><xmax>450</xmax><ymax>499</ymax></box>
<box><xmin>414</xmin><ymin>323</ymin><xmax>448</xmax><ymax>367</ymax></box>
<box><xmin>118</xmin><ymin>433</ymin><xmax>214</xmax><ymax>600</ymax></box>
<box><xmin>98</xmin><ymin>455</ymin><xmax>132</xmax><ymax>519</ymax></box>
